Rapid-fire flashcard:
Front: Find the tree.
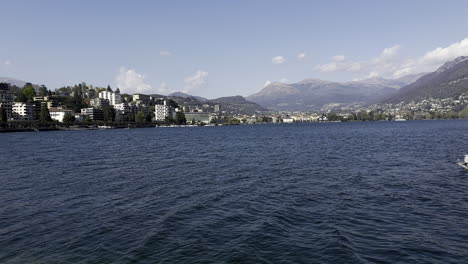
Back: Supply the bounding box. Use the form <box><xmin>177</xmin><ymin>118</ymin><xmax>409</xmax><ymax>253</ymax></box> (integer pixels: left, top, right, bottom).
<box><xmin>167</xmin><ymin>99</ymin><xmax>179</xmax><ymax>109</ymax></box>
<box><xmin>103</xmin><ymin>106</ymin><xmax>115</xmax><ymax>122</ymax></box>
<box><xmin>165</xmin><ymin>116</ymin><xmax>175</xmax><ymax>124</ymax></box>
<box><xmin>136</xmin><ymin>111</ymin><xmax>147</xmax><ymax>123</ymax></box>
<box><xmin>175</xmin><ymin>112</ymin><xmax>186</xmax><ymax>125</ymax></box>
<box><xmin>38</xmin><ymin>85</ymin><xmax>48</xmax><ymax>96</ymax></box>
<box><xmin>146</xmin><ymin>113</ymin><xmax>152</xmax><ymax>122</ymax></box>
<box><xmin>15</xmin><ymin>92</ymin><xmax>28</xmax><ymax>102</ymax></box>
<box><xmin>23</xmin><ymin>83</ymin><xmax>36</xmax><ymax>101</ymax></box>
<box><xmin>63</xmin><ymin>112</ymin><xmax>75</xmax><ymax>124</ymax></box>
<box><xmin>39</xmin><ymin>104</ymin><xmax>52</xmax><ymax>122</ymax></box>
<box><xmin>115</xmin><ymin>88</ymin><xmax>120</xmax><ymax>94</ymax></box>
<box><xmin>0</xmin><ymin>106</ymin><xmax>7</xmax><ymax>122</ymax></box>
<box><xmin>106</xmin><ymin>85</ymin><xmax>113</xmax><ymax>92</ymax></box>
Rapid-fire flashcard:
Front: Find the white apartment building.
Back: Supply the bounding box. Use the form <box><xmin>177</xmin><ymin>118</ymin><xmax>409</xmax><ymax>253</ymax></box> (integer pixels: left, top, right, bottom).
<box><xmin>154</xmin><ymin>100</ymin><xmax>173</xmax><ymax>121</ymax></box>
<box><xmin>49</xmin><ymin>108</ymin><xmax>75</xmax><ymax>123</ymax></box>
<box><xmin>12</xmin><ymin>102</ymin><xmax>34</xmax><ymax>120</ymax></box>
<box><xmin>98</xmin><ymin>91</ymin><xmax>122</xmax><ymax>106</ymax></box>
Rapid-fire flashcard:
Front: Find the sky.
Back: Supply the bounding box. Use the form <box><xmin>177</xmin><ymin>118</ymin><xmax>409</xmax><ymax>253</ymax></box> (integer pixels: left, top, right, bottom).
<box><xmin>1</xmin><ymin>0</ymin><xmax>468</xmax><ymax>98</ymax></box>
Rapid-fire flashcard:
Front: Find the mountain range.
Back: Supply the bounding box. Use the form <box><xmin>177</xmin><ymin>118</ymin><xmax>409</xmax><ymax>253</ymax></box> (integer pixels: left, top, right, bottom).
<box><xmin>247</xmin><ymin>56</ymin><xmax>468</xmax><ymax>111</ymax></box>
<box><xmin>246</xmin><ymin>74</ymin><xmax>425</xmax><ymax>111</ymax></box>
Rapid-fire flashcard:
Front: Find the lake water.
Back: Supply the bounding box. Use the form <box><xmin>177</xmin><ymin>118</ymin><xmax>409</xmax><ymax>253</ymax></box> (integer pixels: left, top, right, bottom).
<box><xmin>1</xmin><ymin>120</ymin><xmax>468</xmax><ymax>263</ymax></box>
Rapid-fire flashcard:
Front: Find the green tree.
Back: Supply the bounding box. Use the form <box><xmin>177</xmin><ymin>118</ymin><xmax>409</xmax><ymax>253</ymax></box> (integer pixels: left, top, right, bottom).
<box><xmin>0</xmin><ymin>106</ymin><xmax>7</xmax><ymax>122</ymax></box>
<box><xmin>38</xmin><ymin>85</ymin><xmax>48</xmax><ymax>96</ymax></box>
<box><xmin>167</xmin><ymin>99</ymin><xmax>179</xmax><ymax>109</ymax></box>
<box><xmin>146</xmin><ymin>113</ymin><xmax>152</xmax><ymax>122</ymax></box>
<box><xmin>39</xmin><ymin>104</ymin><xmax>52</xmax><ymax>122</ymax></box>
<box><xmin>63</xmin><ymin>112</ymin><xmax>76</xmax><ymax>124</ymax></box>
<box><xmin>136</xmin><ymin>111</ymin><xmax>147</xmax><ymax>123</ymax></box>
<box><xmin>15</xmin><ymin>91</ymin><xmax>28</xmax><ymax>102</ymax></box>
<box><xmin>164</xmin><ymin>116</ymin><xmax>175</xmax><ymax>124</ymax></box>
<box><xmin>22</xmin><ymin>83</ymin><xmax>36</xmax><ymax>102</ymax></box>
<box><xmin>103</xmin><ymin>106</ymin><xmax>115</xmax><ymax>122</ymax></box>
<box><xmin>115</xmin><ymin>88</ymin><xmax>120</xmax><ymax>94</ymax></box>
<box><xmin>175</xmin><ymin>112</ymin><xmax>186</xmax><ymax>125</ymax></box>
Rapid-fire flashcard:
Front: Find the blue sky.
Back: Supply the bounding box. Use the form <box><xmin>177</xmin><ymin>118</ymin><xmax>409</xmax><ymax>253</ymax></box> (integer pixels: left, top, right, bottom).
<box><xmin>1</xmin><ymin>0</ymin><xmax>468</xmax><ymax>98</ymax></box>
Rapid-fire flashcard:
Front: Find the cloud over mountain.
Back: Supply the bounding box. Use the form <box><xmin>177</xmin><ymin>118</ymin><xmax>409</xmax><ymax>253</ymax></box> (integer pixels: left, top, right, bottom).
<box><xmin>314</xmin><ymin>38</ymin><xmax>468</xmax><ymax>80</ymax></box>
<box><xmin>184</xmin><ymin>70</ymin><xmax>208</xmax><ymax>93</ymax></box>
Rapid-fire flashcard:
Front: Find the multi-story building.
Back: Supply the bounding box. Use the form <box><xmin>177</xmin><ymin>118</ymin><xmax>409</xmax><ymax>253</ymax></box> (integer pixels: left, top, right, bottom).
<box><xmin>214</xmin><ymin>104</ymin><xmax>220</xmax><ymax>112</ymax></box>
<box><xmin>81</xmin><ymin>108</ymin><xmax>104</xmax><ymax>121</ymax></box>
<box><xmin>99</xmin><ymin>91</ymin><xmax>121</xmax><ymax>106</ymax></box>
<box><xmin>12</xmin><ymin>102</ymin><xmax>35</xmax><ymax>120</ymax></box>
<box><xmin>154</xmin><ymin>100</ymin><xmax>173</xmax><ymax>121</ymax></box>
<box><xmin>184</xmin><ymin>112</ymin><xmax>210</xmax><ymax>124</ymax></box>
<box><xmin>90</xmin><ymin>97</ymin><xmax>110</xmax><ymax>109</ymax></box>
<box><xmin>49</xmin><ymin>108</ymin><xmax>75</xmax><ymax>123</ymax></box>
<box><xmin>132</xmin><ymin>94</ymin><xmax>152</xmax><ymax>105</ymax></box>
<box><xmin>0</xmin><ymin>83</ymin><xmax>15</xmax><ymax>120</ymax></box>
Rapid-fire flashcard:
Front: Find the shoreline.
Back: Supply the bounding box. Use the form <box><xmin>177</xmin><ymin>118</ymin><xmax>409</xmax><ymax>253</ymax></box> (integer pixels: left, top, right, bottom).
<box><xmin>1</xmin><ymin>118</ymin><xmax>467</xmax><ymax>133</ymax></box>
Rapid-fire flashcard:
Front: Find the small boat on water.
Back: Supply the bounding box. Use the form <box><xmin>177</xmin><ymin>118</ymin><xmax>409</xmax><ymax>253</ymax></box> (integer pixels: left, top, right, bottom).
<box><xmin>394</xmin><ymin>115</ymin><xmax>407</xmax><ymax>121</ymax></box>
<box><xmin>457</xmin><ymin>155</ymin><xmax>468</xmax><ymax>170</ymax></box>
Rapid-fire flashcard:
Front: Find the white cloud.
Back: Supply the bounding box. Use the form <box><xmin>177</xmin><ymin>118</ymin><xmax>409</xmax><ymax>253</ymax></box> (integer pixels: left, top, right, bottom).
<box><xmin>315</xmin><ymin>58</ymin><xmax>361</xmax><ymax>73</ymax></box>
<box><xmin>263</xmin><ymin>80</ymin><xmax>272</xmax><ymax>87</ymax></box>
<box><xmin>184</xmin><ymin>70</ymin><xmax>208</xmax><ymax>92</ymax></box>
<box><xmin>314</xmin><ymin>38</ymin><xmax>468</xmax><ymax>79</ymax></box>
<box><xmin>332</xmin><ymin>55</ymin><xmax>345</xmax><ymax>62</ymax></box>
<box><xmin>297</xmin><ymin>53</ymin><xmax>306</xmax><ymax>60</ymax></box>
<box><xmin>4</xmin><ymin>60</ymin><xmax>11</xmax><ymax>65</ymax></box>
<box><xmin>159</xmin><ymin>51</ymin><xmax>172</xmax><ymax>56</ymax></box>
<box><xmin>115</xmin><ymin>67</ymin><xmax>154</xmax><ymax>94</ymax></box>
<box><xmin>263</xmin><ymin>78</ymin><xmax>289</xmax><ymax>87</ymax></box>
<box><xmin>393</xmin><ymin>38</ymin><xmax>468</xmax><ymax>77</ymax></box>
<box><xmin>272</xmin><ymin>56</ymin><xmax>286</xmax><ymax>64</ymax></box>
<box><xmin>159</xmin><ymin>82</ymin><xmax>169</xmax><ymax>93</ymax></box>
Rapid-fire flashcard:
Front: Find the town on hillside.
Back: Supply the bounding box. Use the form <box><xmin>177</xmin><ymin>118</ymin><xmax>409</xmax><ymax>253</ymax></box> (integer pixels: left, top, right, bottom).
<box><xmin>1</xmin><ymin>79</ymin><xmax>468</xmax><ymax>131</ymax></box>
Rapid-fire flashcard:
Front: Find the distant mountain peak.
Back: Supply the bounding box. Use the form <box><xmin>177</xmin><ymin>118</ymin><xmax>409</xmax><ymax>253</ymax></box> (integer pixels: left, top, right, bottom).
<box><xmin>436</xmin><ymin>56</ymin><xmax>468</xmax><ymax>73</ymax></box>
<box><xmin>169</xmin><ymin>91</ymin><xmax>208</xmax><ymax>102</ymax></box>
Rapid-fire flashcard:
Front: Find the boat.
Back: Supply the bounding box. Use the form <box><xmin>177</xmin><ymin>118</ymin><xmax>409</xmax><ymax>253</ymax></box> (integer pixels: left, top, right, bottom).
<box><xmin>394</xmin><ymin>114</ymin><xmax>406</xmax><ymax>121</ymax></box>
<box><xmin>98</xmin><ymin>125</ymin><xmax>113</xmax><ymax>129</ymax></box>
<box><xmin>457</xmin><ymin>154</ymin><xmax>468</xmax><ymax>170</ymax></box>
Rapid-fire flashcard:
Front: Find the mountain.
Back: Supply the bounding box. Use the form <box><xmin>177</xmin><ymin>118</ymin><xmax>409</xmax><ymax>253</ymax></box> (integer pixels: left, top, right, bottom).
<box><xmin>169</xmin><ymin>91</ymin><xmax>208</xmax><ymax>102</ymax></box>
<box><xmin>0</xmin><ymin>77</ymin><xmax>28</xmax><ymax>88</ymax></box>
<box><xmin>151</xmin><ymin>93</ymin><xmax>266</xmax><ymax>115</ymax></box>
<box><xmin>210</xmin><ymin>95</ymin><xmax>268</xmax><ymax>114</ymax></box>
<box><xmin>247</xmin><ymin>75</ymin><xmax>422</xmax><ymax>111</ymax></box>
<box><xmin>383</xmin><ymin>56</ymin><xmax>468</xmax><ymax>103</ymax></box>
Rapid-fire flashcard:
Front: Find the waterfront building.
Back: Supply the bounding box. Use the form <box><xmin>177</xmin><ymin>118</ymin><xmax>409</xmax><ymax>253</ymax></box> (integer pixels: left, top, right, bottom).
<box><xmin>0</xmin><ymin>83</ymin><xmax>15</xmax><ymax>120</ymax></box>
<box><xmin>49</xmin><ymin>108</ymin><xmax>75</xmax><ymax>123</ymax></box>
<box><xmin>184</xmin><ymin>112</ymin><xmax>210</xmax><ymax>124</ymax></box>
<box><xmin>12</xmin><ymin>102</ymin><xmax>35</xmax><ymax>120</ymax></box>
<box><xmin>99</xmin><ymin>91</ymin><xmax>121</xmax><ymax>106</ymax></box>
<box><xmin>214</xmin><ymin>104</ymin><xmax>220</xmax><ymax>112</ymax></box>
<box><xmin>90</xmin><ymin>98</ymin><xmax>110</xmax><ymax>109</ymax></box>
<box><xmin>81</xmin><ymin>108</ymin><xmax>104</xmax><ymax>121</ymax></box>
<box><xmin>154</xmin><ymin>100</ymin><xmax>174</xmax><ymax>121</ymax></box>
